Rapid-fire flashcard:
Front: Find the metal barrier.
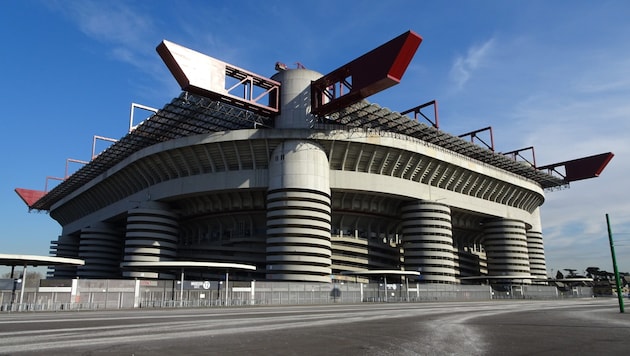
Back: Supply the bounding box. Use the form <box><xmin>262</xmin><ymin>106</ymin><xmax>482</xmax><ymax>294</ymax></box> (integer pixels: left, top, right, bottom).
<box><xmin>0</xmin><ymin>279</ymin><xmax>593</xmax><ymax>312</ymax></box>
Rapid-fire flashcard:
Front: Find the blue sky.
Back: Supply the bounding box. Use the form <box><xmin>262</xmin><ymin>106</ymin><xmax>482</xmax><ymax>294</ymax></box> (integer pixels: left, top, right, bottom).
<box><xmin>1</xmin><ymin>0</ymin><xmax>629</xmax><ymax>277</ymax></box>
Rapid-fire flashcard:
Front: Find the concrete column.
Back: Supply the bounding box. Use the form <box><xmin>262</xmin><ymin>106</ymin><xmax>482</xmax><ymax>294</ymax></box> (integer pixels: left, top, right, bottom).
<box><xmin>483</xmin><ymin>219</ymin><xmax>531</xmax><ymax>282</ymax></box>
<box><xmin>133</xmin><ymin>279</ymin><xmax>141</xmax><ymax>308</ymax></box>
<box><xmin>266</xmin><ymin>140</ymin><xmax>331</xmax><ymax>282</ymax></box>
<box><xmin>123</xmin><ymin>201</ymin><xmax>178</xmax><ymax>278</ymax></box>
<box><xmin>401</xmin><ymin>201</ymin><xmax>457</xmax><ymax>284</ymax></box>
<box><xmin>78</xmin><ymin>222</ymin><xmax>123</xmax><ymax>278</ymax></box>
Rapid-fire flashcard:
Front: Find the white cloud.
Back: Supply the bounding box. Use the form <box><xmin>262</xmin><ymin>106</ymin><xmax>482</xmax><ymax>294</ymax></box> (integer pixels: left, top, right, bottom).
<box><xmin>46</xmin><ymin>1</ymin><xmax>157</xmax><ymax>71</ymax></box>
<box><xmin>573</xmin><ymin>52</ymin><xmax>630</xmax><ymax>94</ymax></box>
<box><xmin>449</xmin><ymin>38</ymin><xmax>495</xmax><ymax>90</ymax></box>
<box><xmin>55</xmin><ymin>1</ymin><xmax>153</xmax><ymax>47</ymax></box>
<box><xmin>45</xmin><ymin>1</ymin><xmax>179</xmax><ymax>102</ymax></box>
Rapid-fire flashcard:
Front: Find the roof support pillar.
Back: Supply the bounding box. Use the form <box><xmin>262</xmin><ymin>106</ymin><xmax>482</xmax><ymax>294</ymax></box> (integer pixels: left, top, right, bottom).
<box><xmin>180</xmin><ymin>268</ymin><xmax>185</xmax><ymax>306</ymax></box>
<box><xmin>19</xmin><ymin>264</ymin><xmax>27</xmax><ymax>309</ymax></box>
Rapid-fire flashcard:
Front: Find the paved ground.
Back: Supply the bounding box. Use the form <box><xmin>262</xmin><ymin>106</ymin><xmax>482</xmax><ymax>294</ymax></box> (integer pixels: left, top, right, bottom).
<box><xmin>0</xmin><ymin>298</ymin><xmax>628</xmax><ymax>355</ymax></box>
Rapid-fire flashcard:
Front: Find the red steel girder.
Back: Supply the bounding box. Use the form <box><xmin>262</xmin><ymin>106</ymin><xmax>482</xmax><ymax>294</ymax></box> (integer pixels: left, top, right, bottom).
<box><xmin>458</xmin><ymin>126</ymin><xmax>495</xmax><ymax>152</ymax></box>
<box><xmin>502</xmin><ymin>146</ymin><xmax>537</xmax><ymax>168</ymax></box>
<box><xmin>538</xmin><ymin>152</ymin><xmax>614</xmax><ymax>182</ymax></box>
<box><xmin>157</xmin><ymin>40</ymin><xmax>280</xmax><ymax>116</ymax></box>
<box><xmin>401</xmin><ymin>99</ymin><xmax>439</xmax><ymax>129</ymax></box>
<box><xmin>311</xmin><ymin>30</ymin><xmax>422</xmax><ymax>117</ymax></box>
<box><xmin>14</xmin><ymin>188</ymin><xmax>46</xmax><ymax>209</ymax></box>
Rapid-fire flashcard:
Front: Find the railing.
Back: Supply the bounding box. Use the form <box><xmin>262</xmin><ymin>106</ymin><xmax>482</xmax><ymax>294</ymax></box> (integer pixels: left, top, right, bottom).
<box><xmin>0</xmin><ymin>280</ymin><xmax>594</xmax><ymax>312</ymax></box>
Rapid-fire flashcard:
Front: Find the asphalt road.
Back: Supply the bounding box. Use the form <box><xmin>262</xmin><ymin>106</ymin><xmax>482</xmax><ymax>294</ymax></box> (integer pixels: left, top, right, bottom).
<box><xmin>0</xmin><ymin>298</ymin><xmax>628</xmax><ymax>355</ymax></box>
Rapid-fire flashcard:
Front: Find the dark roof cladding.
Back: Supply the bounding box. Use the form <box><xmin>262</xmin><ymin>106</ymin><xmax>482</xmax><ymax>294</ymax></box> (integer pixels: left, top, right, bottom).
<box><xmin>29</xmin><ymin>92</ymin><xmax>565</xmax><ymax>211</ymax></box>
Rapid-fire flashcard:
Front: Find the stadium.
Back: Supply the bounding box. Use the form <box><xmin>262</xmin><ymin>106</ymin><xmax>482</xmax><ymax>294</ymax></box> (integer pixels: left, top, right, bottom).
<box><xmin>15</xmin><ymin>30</ymin><xmax>612</xmax><ymax>288</ymax></box>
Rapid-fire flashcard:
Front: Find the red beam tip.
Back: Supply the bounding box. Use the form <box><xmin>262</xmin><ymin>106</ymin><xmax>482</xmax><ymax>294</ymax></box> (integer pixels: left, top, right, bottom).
<box><xmin>311</xmin><ymin>30</ymin><xmax>423</xmax><ymax>116</ymax></box>
<box><xmin>15</xmin><ymin>188</ymin><xmax>47</xmax><ymax>208</ymax></box>
<box><xmin>540</xmin><ymin>152</ymin><xmax>614</xmax><ymax>182</ymax></box>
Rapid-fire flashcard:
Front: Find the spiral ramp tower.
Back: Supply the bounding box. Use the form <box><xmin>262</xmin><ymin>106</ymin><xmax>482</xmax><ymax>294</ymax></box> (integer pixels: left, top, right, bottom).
<box><xmin>267</xmin><ymin>140</ymin><xmax>332</xmax><ymax>282</ymax></box>
<box><xmin>401</xmin><ymin>201</ymin><xmax>457</xmax><ymax>284</ymax></box>
<box><xmin>482</xmin><ymin>219</ymin><xmax>531</xmax><ymax>282</ymax></box>
<box><xmin>123</xmin><ymin>203</ymin><xmax>179</xmax><ymax>279</ymax></box>
<box><xmin>78</xmin><ymin>223</ymin><xmax>123</xmax><ymax>278</ymax></box>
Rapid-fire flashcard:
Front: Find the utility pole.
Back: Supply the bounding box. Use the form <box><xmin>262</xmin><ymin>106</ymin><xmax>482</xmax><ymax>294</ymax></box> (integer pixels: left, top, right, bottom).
<box><xmin>606</xmin><ymin>213</ymin><xmax>625</xmax><ymax>313</ymax></box>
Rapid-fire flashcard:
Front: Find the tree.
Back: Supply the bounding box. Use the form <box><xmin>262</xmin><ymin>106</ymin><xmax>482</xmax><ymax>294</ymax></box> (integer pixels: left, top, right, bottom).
<box><xmin>556</xmin><ymin>270</ymin><xmax>564</xmax><ymax>279</ymax></box>
<box><xmin>585</xmin><ymin>267</ymin><xmax>600</xmax><ymax>279</ymax></box>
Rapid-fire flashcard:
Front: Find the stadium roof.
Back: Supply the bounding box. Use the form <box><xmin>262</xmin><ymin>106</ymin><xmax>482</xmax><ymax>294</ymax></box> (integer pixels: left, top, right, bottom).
<box><xmin>327</xmin><ymin>100</ymin><xmax>566</xmax><ymax>188</ymax></box>
<box><xmin>25</xmin><ymin>92</ymin><xmax>567</xmax><ymax>211</ymax></box>
<box><xmin>0</xmin><ymin>253</ymin><xmax>84</xmax><ymax>267</ymax></box>
<box><xmin>340</xmin><ymin>270</ymin><xmax>421</xmax><ymax>277</ymax></box>
<box><xmin>120</xmin><ymin>261</ymin><xmax>256</xmax><ymax>271</ymax></box>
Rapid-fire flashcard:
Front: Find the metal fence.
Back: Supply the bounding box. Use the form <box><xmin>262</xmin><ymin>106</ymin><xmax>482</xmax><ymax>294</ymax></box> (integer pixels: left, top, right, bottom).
<box><xmin>0</xmin><ymin>278</ymin><xmax>593</xmax><ymax>312</ymax></box>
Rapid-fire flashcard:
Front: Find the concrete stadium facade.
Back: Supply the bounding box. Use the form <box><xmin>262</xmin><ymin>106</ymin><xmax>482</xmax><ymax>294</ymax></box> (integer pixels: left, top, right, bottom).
<box><xmin>41</xmin><ymin>66</ymin><xmax>557</xmax><ymax>286</ymax></box>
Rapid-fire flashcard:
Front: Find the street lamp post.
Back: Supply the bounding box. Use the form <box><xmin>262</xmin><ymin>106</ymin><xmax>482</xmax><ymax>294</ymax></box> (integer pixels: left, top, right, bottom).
<box><xmin>606</xmin><ymin>213</ymin><xmax>625</xmax><ymax>313</ymax></box>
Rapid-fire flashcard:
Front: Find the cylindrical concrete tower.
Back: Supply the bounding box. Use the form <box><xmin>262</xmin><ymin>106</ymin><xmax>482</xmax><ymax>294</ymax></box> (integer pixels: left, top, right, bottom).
<box><xmin>401</xmin><ymin>201</ymin><xmax>457</xmax><ymax>284</ymax></box>
<box><xmin>123</xmin><ymin>202</ymin><xmax>179</xmax><ymax>278</ymax></box>
<box><xmin>266</xmin><ymin>69</ymin><xmax>332</xmax><ymax>282</ymax></box>
<box><xmin>483</xmin><ymin>219</ymin><xmax>531</xmax><ymax>281</ymax></box>
<box><xmin>266</xmin><ymin>140</ymin><xmax>332</xmax><ymax>282</ymax></box>
<box><xmin>78</xmin><ymin>223</ymin><xmax>123</xmax><ymax>278</ymax></box>
<box><xmin>271</xmin><ymin>68</ymin><xmax>322</xmax><ymax>129</ymax></box>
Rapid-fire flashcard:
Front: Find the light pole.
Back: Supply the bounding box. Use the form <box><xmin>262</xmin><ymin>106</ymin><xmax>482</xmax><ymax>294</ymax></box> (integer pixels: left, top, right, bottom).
<box><xmin>606</xmin><ymin>213</ymin><xmax>625</xmax><ymax>313</ymax></box>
